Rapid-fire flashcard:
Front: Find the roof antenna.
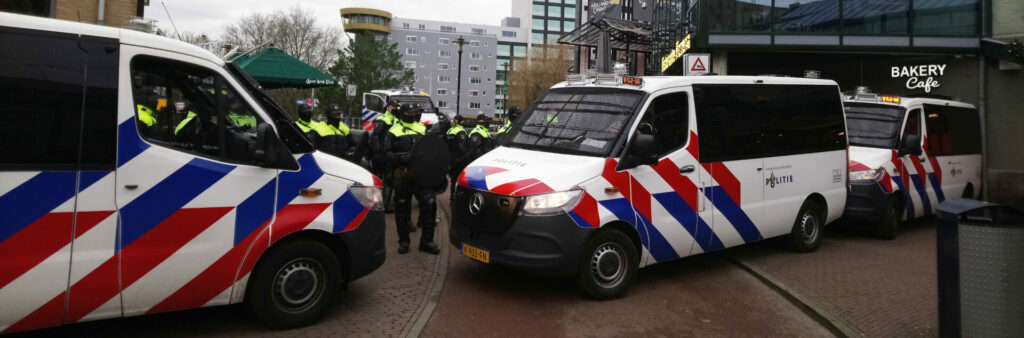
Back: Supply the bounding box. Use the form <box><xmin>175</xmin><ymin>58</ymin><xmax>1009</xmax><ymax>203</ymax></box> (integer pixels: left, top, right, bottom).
<box><xmin>161</xmin><ymin>1</ymin><xmax>182</xmax><ymax>40</ymax></box>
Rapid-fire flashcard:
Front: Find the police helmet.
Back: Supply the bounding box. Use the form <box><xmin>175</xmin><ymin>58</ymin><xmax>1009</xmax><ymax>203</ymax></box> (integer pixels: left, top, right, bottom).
<box><xmin>326</xmin><ymin>104</ymin><xmax>342</xmax><ymax>117</ymax></box>
<box><xmin>398</xmin><ymin>103</ymin><xmax>418</xmax><ymax>123</ymax></box>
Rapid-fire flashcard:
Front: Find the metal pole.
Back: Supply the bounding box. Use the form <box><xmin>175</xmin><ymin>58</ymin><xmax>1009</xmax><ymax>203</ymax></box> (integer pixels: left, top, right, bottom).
<box><xmin>456</xmin><ymin>36</ymin><xmax>465</xmax><ymax>117</ymax></box>
<box><xmin>503</xmin><ymin>61</ymin><xmax>509</xmax><ymax>119</ymax></box>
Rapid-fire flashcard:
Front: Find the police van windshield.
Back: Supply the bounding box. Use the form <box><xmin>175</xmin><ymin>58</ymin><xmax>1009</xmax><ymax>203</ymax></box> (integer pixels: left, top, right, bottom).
<box><xmin>505</xmin><ymin>87</ymin><xmax>645</xmax><ymax>157</ymax></box>
<box><xmin>844</xmin><ymin>103</ymin><xmax>906</xmax><ymax>149</ymax></box>
<box><xmin>393</xmin><ymin>95</ymin><xmax>434</xmax><ymax>111</ymax></box>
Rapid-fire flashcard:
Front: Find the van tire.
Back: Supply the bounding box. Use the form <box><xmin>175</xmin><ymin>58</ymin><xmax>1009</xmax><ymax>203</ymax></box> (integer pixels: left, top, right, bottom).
<box><xmin>248</xmin><ymin>239</ymin><xmax>341</xmax><ymax>329</ymax></box>
<box><xmin>874</xmin><ymin>196</ymin><xmax>902</xmax><ymax>240</ymax></box>
<box><xmin>788</xmin><ymin>200</ymin><xmax>823</xmax><ymax>253</ymax></box>
<box><xmin>576</xmin><ymin>229</ymin><xmax>638</xmax><ymax>300</ymax></box>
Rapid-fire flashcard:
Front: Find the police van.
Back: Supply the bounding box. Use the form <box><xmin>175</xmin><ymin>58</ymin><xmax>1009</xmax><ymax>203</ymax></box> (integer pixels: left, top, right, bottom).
<box><xmin>843</xmin><ymin>89</ymin><xmax>982</xmax><ymax>238</ymax></box>
<box><xmin>450</xmin><ymin>74</ymin><xmax>849</xmax><ymax>299</ymax></box>
<box><xmin>0</xmin><ymin>13</ymin><xmax>385</xmax><ymax>332</ymax></box>
<box><xmin>361</xmin><ymin>89</ymin><xmax>443</xmax><ymax>130</ymax></box>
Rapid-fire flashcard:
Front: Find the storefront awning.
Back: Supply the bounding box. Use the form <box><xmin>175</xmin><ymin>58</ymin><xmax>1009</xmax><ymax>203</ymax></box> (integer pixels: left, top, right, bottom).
<box><xmin>558</xmin><ymin>17</ymin><xmax>652</xmax><ymax>52</ymax></box>
<box><xmin>229</xmin><ymin>47</ymin><xmax>337</xmax><ymax>89</ymax></box>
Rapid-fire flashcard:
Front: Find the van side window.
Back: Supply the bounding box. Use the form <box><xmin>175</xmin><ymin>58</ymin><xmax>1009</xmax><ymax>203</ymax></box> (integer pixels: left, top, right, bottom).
<box><xmin>903</xmin><ymin>108</ymin><xmax>921</xmax><ymax>143</ymax></box>
<box><xmin>761</xmin><ymin>85</ymin><xmax>847</xmax><ymax>156</ymax></box>
<box><xmin>924</xmin><ymin>104</ymin><xmax>981</xmax><ymax>156</ymax></box>
<box><xmin>693</xmin><ymin>85</ymin><xmax>764</xmax><ymax>162</ymax></box>
<box><xmin>637</xmin><ymin>92</ymin><xmax>689</xmax><ymax>157</ymax></box>
<box><xmin>131</xmin><ymin>56</ymin><xmax>264</xmax><ymax>164</ymax></box>
<box><xmin>0</xmin><ymin>29</ymin><xmax>117</xmax><ymax>171</ymax></box>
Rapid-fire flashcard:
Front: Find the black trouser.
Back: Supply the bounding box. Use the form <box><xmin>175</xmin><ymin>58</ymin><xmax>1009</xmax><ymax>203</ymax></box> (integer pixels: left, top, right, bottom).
<box><xmin>372</xmin><ymin>155</ymin><xmax>393</xmax><ymax>208</ymax></box>
<box><xmin>394</xmin><ymin>183</ymin><xmax>438</xmax><ymax>244</ymax></box>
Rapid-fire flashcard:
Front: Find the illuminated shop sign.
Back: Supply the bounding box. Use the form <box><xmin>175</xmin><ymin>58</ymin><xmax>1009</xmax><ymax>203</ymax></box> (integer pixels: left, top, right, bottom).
<box><xmin>890</xmin><ymin>64</ymin><xmax>946</xmax><ymax>93</ymax></box>
<box><xmin>661</xmin><ymin>34</ymin><xmax>691</xmax><ymax>72</ymax></box>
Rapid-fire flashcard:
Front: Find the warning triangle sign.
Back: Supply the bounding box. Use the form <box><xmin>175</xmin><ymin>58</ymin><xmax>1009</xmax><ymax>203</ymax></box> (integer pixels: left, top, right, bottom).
<box><xmin>691</xmin><ymin>58</ymin><xmax>706</xmax><ymax>72</ymax></box>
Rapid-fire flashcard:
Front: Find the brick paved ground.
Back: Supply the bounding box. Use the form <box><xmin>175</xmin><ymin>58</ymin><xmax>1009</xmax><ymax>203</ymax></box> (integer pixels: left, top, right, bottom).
<box><xmin>731</xmin><ymin>218</ymin><xmax>939</xmax><ymax>337</ymax></box>
<box><xmin>423</xmin><ymin>238</ymin><xmax>833</xmax><ymax>337</ymax></box>
<box><xmin>9</xmin><ymin>202</ymin><xmax>449</xmax><ymax>338</ymax></box>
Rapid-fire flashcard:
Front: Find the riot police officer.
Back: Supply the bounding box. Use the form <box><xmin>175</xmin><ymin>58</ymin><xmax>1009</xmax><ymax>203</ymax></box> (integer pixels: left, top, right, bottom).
<box><xmin>467</xmin><ymin>114</ymin><xmax>493</xmax><ymax>161</ymax></box>
<box><xmin>495</xmin><ymin>105</ymin><xmax>522</xmax><ymax>142</ymax></box>
<box><xmin>310</xmin><ymin>104</ymin><xmax>356</xmax><ymax>159</ymax></box>
<box><xmin>370</xmin><ymin>98</ymin><xmax>401</xmax><ymax>212</ymax></box>
<box><xmin>385</xmin><ymin>103</ymin><xmax>440</xmax><ymax>254</ymax></box>
<box><xmin>295</xmin><ymin>104</ymin><xmax>316</xmax><ymax>134</ymax></box>
<box><xmin>445</xmin><ymin>115</ymin><xmax>469</xmax><ymax>196</ymax></box>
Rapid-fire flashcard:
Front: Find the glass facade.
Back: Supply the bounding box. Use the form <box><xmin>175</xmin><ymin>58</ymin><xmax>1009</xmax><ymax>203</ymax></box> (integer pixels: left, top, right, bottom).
<box><xmin>774</xmin><ymin>0</ymin><xmax>838</xmax><ymax>34</ymax></box>
<box><xmin>497</xmin><ymin>45</ymin><xmax>511</xmax><ymax>57</ymax></box>
<box><xmin>533</xmin><ymin>4</ymin><xmax>545</xmax><ymax>16</ymax></box>
<box><xmin>548</xmin><ymin>5</ymin><xmax>562</xmax><ymax>18</ymax></box>
<box><xmin>914</xmin><ymin>0</ymin><xmax>979</xmax><ymax>36</ymax></box>
<box><xmin>564</xmin><ymin>21</ymin><xmax>576</xmax><ymax>32</ymax></box>
<box><xmin>547</xmin><ymin>20</ymin><xmax>561</xmax><ymax>32</ymax></box>
<box><xmin>532</xmin><ymin>32</ymin><xmax>545</xmax><ymax>44</ymax></box>
<box><xmin>842</xmin><ymin>0</ymin><xmax>908</xmax><ymax>35</ymax></box>
<box><xmin>514</xmin><ymin>45</ymin><xmax>527</xmax><ymax>55</ymax></box>
<box><xmin>708</xmin><ymin>0</ymin><xmax>771</xmax><ymax>33</ymax></box>
<box><xmin>564</xmin><ymin>7</ymin><xmax>576</xmax><ymax>19</ymax></box>
<box><xmin>533</xmin><ymin>18</ymin><xmax>544</xmax><ymax>29</ymax></box>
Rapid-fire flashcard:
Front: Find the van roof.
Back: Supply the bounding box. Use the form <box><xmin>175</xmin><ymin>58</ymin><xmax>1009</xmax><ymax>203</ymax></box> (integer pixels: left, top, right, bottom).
<box><xmin>551</xmin><ymin>75</ymin><xmax>840</xmax><ymax>93</ymax></box>
<box><xmin>843</xmin><ymin>93</ymin><xmax>976</xmax><ymax>110</ymax></box>
<box><xmin>1</xmin><ymin>12</ymin><xmax>224</xmax><ymax>66</ymax></box>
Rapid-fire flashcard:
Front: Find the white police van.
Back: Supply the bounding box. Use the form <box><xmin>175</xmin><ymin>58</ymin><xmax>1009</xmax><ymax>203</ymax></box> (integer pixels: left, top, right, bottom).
<box><xmin>450</xmin><ymin>74</ymin><xmax>849</xmax><ymax>299</ymax></box>
<box><xmin>0</xmin><ymin>13</ymin><xmax>385</xmax><ymax>332</ymax></box>
<box><xmin>361</xmin><ymin>89</ymin><xmax>442</xmax><ymax>129</ymax></box>
<box><xmin>843</xmin><ymin>89</ymin><xmax>982</xmax><ymax>238</ymax></box>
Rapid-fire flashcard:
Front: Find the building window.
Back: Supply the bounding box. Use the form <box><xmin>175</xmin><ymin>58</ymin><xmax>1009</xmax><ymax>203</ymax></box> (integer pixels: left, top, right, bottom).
<box><xmin>406</xmin><ymin>35</ymin><xmax>417</xmax><ymax>42</ymax></box>
<box><xmin>438</xmin><ymin>75</ymin><xmax>451</xmax><ymax>83</ymax></box>
<box><xmin>564</xmin><ymin>20</ymin><xmax>576</xmax><ymax>32</ymax></box>
<box><xmin>439</xmin><ymin>50</ymin><xmax>452</xmax><ymax>58</ymax></box>
<box><xmin>470</xmin><ymin>77</ymin><xmax>482</xmax><ymax>84</ymax></box>
<box><xmin>913</xmin><ymin>0</ymin><xmax>979</xmax><ymax>36</ymax></box>
<box><xmin>842</xmin><ymin>0</ymin><xmax>908</xmax><ymax>35</ymax></box>
<box><xmin>547</xmin><ymin>5</ymin><xmax>561</xmax><ymax>18</ymax></box>
<box><xmin>419</xmin><ymin>24</ymin><xmax>426</xmax><ymax>30</ymax></box>
<box><xmin>437</xmin><ymin>88</ymin><xmax>448</xmax><ymax>95</ymax></box>
<box><xmin>497</xmin><ymin>45</ymin><xmax>511</xmax><ymax>57</ymax></box>
<box><xmin>502</xmin><ymin>31</ymin><xmax>517</xmax><ymax>38</ymax></box>
<box><xmin>438</xmin><ymin>63</ymin><xmax>450</xmax><ymax>70</ymax></box>
<box><xmin>774</xmin><ymin>0</ymin><xmax>838</xmax><ymax>34</ymax></box>
<box><xmin>547</xmin><ymin>20</ymin><xmax>560</xmax><ymax>32</ymax></box>
<box><xmin>469</xmin><ymin>90</ymin><xmax>479</xmax><ymax>97</ymax></box>
<box><xmin>470</xmin><ymin>40</ymin><xmax>481</xmax><ymax>47</ymax></box>
<box><xmin>564</xmin><ymin>6</ymin><xmax>576</xmax><ymax>18</ymax></box>
<box><xmin>470</xmin><ymin>52</ymin><xmax>482</xmax><ymax>60</ymax></box>
<box><xmin>708</xmin><ymin>0</ymin><xmax>771</xmax><ymax>34</ymax></box>
<box><xmin>440</xmin><ymin>25</ymin><xmax>456</xmax><ymax>32</ymax></box>
<box><xmin>469</xmin><ymin>65</ymin><xmax>481</xmax><ymax>71</ymax></box>
<box><xmin>532</xmin><ymin>32</ymin><xmax>544</xmax><ymax>44</ymax></box>
<box><xmin>403</xmin><ymin>23</ymin><xmax>410</xmax><ymax>29</ymax></box>
<box><xmin>438</xmin><ymin>101</ymin><xmax>448</xmax><ymax>108</ymax></box>
<box><xmin>533</xmin><ymin>18</ymin><xmax>545</xmax><ymax>30</ymax></box>
<box><xmin>545</xmin><ymin>34</ymin><xmax>560</xmax><ymax>44</ymax></box>
<box><xmin>513</xmin><ymin>45</ymin><xmax>527</xmax><ymax>56</ymax></box>
<box><xmin>472</xmin><ymin>28</ymin><xmax>486</xmax><ymax>35</ymax></box>
<box><xmin>533</xmin><ymin>4</ymin><xmax>545</xmax><ymax>16</ymax></box>
<box><xmin>405</xmin><ymin>61</ymin><xmax>416</xmax><ymax>68</ymax></box>
<box><xmin>439</xmin><ymin>38</ymin><xmax>450</xmax><ymax>45</ymax></box>
<box><xmin>424</xmin><ymin>49</ymin><xmax>431</xmax><ymax>54</ymax></box>
<box><xmin>470</xmin><ymin>102</ymin><xmax>481</xmax><ymax>109</ymax></box>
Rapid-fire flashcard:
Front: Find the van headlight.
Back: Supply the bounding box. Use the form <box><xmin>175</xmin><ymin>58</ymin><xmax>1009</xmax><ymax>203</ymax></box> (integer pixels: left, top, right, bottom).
<box><xmin>849</xmin><ymin>169</ymin><xmax>884</xmax><ymax>182</ymax></box>
<box><xmin>348</xmin><ymin>185</ymin><xmax>383</xmax><ymax>211</ymax></box>
<box><xmin>522</xmin><ymin>190</ymin><xmax>583</xmax><ymax>215</ymax></box>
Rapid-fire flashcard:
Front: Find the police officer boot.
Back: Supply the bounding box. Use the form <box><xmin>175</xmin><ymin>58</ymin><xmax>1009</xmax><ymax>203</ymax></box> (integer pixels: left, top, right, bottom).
<box><xmin>395</xmin><ymin>192</ymin><xmax>413</xmax><ymax>254</ymax></box>
<box><xmin>398</xmin><ymin>240</ymin><xmax>410</xmax><ymax>254</ymax></box>
<box><xmin>418</xmin><ymin>227</ymin><xmax>440</xmax><ymax>255</ymax></box>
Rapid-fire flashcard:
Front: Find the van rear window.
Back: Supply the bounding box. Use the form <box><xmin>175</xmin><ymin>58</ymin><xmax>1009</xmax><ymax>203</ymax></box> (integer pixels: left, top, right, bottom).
<box><xmin>505</xmin><ymin>88</ymin><xmax>645</xmax><ymax>157</ymax></box>
<box><xmin>924</xmin><ymin>104</ymin><xmax>980</xmax><ymax>156</ymax></box>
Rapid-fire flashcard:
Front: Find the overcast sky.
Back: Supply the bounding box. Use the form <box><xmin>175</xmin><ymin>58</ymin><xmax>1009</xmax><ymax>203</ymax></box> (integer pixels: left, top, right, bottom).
<box><xmin>145</xmin><ymin>0</ymin><xmax>514</xmax><ymax>44</ymax></box>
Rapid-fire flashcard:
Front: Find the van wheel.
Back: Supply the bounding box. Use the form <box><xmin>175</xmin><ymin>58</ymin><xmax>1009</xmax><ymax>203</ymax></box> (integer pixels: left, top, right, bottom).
<box><xmin>788</xmin><ymin>200</ymin><xmax>823</xmax><ymax>253</ymax></box>
<box><xmin>874</xmin><ymin>196</ymin><xmax>902</xmax><ymax>240</ymax></box>
<box><xmin>576</xmin><ymin>229</ymin><xmax>638</xmax><ymax>300</ymax></box>
<box><xmin>248</xmin><ymin>239</ymin><xmax>340</xmax><ymax>329</ymax></box>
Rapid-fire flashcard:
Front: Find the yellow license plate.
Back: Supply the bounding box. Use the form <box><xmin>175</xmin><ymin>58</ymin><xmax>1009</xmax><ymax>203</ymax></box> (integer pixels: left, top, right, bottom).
<box><xmin>462</xmin><ymin>243</ymin><xmax>490</xmax><ymax>263</ymax></box>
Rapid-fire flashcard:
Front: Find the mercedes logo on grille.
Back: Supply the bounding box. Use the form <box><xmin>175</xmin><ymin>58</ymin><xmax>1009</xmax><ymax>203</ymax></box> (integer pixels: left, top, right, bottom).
<box><xmin>468</xmin><ymin>193</ymin><xmax>484</xmax><ymax>216</ymax></box>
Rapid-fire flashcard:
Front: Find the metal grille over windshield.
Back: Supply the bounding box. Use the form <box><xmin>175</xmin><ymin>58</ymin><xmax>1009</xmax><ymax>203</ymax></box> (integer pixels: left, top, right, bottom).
<box><xmin>845</xmin><ymin>103</ymin><xmax>906</xmax><ymax>149</ymax></box>
<box><xmin>507</xmin><ymin>88</ymin><xmax>644</xmax><ymax>157</ymax></box>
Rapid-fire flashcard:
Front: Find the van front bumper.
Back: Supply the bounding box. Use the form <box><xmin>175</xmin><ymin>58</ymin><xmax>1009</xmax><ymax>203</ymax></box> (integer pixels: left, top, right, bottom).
<box><xmin>337</xmin><ymin>210</ymin><xmax>386</xmax><ymax>281</ymax></box>
<box><xmin>843</xmin><ymin>181</ymin><xmax>890</xmax><ymax>226</ymax></box>
<box><xmin>450</xmin><ymin>212</ymin><xmax>594</xmax><ymax>276</ymax></box>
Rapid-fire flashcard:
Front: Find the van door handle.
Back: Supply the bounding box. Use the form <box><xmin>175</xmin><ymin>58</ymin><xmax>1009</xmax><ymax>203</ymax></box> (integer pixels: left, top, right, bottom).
<box><xmin>919</xmin><ymin>157</ymin><xmax>926</xmax><ymax>163</ymax></box>
<box><xmin>756</xmin><ymin>167</ymin><xmax>763</xmax><ymax>171</ymax></box>
<box><xmin>124</xmin><ymin>184</ymin><xmax>138</xmax><ymax>190</ymax></box>
<box><xmin>679</xmin><ymin>165</ymin><xmax>695</xmax><ymax>174</ymax></box>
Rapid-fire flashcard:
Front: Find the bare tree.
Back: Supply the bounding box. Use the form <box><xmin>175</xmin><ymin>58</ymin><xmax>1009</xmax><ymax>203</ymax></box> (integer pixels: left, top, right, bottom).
<box><xmin>222</xmin><ymin>6</ymin><xmax>342</xmax><ymax>71</ymax></box>
<box><xmin>507</xmin><ymin>45</ymin><xmax>575</xmax><ymax>109</ymax></box>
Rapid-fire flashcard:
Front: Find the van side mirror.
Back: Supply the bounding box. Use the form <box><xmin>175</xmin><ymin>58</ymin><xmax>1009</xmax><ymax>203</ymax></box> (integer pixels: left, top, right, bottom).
<box><xmin>255</xmin><ymin>122</ymin><xmax>279</xmax><ymax>166</ymax></box>
<box><xmin>617</xmin><ymin>133</ymin><xmax>658</xmax><ymax>171</ymax></box>
<box><xmin>899</xmin><ymin>134</ymin><xmax>922</xmax><ymax>157</ymax></box>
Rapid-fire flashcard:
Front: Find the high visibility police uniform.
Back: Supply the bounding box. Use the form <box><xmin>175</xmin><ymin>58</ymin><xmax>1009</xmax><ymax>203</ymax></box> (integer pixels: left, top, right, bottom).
<box><xmin>310</xmin><ymin>119</ymin><xmax>355</xmax><ymax>158</ymax></box>
<box><xmin>467</xmin><ymin>124</ymin><xmax>493</xmax><ymax>160</ymax></box>
<box><xmin>445</xmin><ymin>123</ymin><xmax>469</xmax><ymax>196</ymax></box>
<box><xmin>384</xmin><ymin>105</ymin><xmax>438</xmax><ymax>253</ymax></box>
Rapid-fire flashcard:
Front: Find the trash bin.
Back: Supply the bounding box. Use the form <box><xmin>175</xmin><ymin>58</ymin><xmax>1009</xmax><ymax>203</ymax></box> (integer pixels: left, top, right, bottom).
<box><xmin>937</xmin><ymin>198</ymin><xmax>1024</xmax><ymax>338</ymax></box>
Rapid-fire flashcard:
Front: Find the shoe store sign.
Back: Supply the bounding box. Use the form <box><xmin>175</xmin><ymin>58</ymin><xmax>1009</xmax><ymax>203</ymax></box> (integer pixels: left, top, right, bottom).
<box><xmin>890</xmin><ymin>64</ymin><xmax>945</xmax><ymax>93</ymax></box>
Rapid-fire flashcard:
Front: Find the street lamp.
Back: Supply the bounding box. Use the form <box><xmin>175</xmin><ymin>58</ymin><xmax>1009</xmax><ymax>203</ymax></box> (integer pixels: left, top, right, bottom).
<box><xmin>502</xmin><ymin>61</ymin><xmax>510</xmax><ymax>120</ymax></box>
<box><xmin>455</xmin><ymin>36</ymin><xmax>465</xmax><ymax>117</ymax></box>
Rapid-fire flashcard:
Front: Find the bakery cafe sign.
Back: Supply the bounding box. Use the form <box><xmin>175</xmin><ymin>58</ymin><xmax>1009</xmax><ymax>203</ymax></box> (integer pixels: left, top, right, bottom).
<box><xmin>890</xmin><ymin>64</ymin><xmax>945</xmax><ymax>93</ymax></box>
